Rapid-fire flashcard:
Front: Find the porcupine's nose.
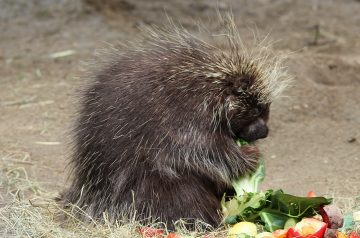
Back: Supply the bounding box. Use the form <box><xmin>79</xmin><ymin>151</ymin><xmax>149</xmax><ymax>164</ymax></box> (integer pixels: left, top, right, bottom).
<box><xmin>239</xmin><ymin>118</ymin><xmax>268</xmax><ymax>142</ymax></box>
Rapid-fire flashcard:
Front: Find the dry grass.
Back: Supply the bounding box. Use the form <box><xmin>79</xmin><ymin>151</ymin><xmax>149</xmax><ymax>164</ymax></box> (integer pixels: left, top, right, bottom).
<box><xmin>0</xmin><ymin>158</ymin><xmax>227</xmax><ymax>238</ymax></box>
<box><xmin>0</xmin><ymin>153</ymin><xmax>144</xmax><ymax>238</ymax></box>
<box><xmin>0</xmin><ymin>165</ymin><xmax>137</xmax><ymax>237</ymax></box>
<box><xmin>0</xmin><ymin>156</ymin><xmax>359</xmax><ymax>237</ymax></box>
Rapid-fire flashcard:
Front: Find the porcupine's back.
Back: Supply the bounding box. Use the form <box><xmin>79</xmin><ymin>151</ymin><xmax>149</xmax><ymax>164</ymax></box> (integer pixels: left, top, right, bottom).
<box><xmin>63</xmin><ymin>18</ymin><xmax>289</xmax><ymax>225</ymax></box>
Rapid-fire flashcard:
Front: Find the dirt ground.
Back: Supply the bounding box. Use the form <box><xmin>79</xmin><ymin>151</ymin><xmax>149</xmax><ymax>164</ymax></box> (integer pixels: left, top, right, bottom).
<box><xmin>0</xmin><ymin>0</ymin><xmax>359</xmax><ymax>206</ymax></box>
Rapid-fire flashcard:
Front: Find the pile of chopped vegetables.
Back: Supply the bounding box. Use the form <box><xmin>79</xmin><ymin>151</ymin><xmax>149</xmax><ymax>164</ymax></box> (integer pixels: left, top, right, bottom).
<box><xmin>222</xmin><ymin>139</ymin><xmax>360</xmax><ymax>238</ymax></box>
<box><xmin>139</xmin><ymin>139</ymin><xmax>360</xmax><ymax>238</ymax></box>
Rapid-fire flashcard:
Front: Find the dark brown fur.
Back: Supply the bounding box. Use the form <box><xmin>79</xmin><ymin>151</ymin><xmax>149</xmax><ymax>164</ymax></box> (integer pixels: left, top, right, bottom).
<box><xmin>62</xmin><ymin>24</ymin><xmax>287</xmax><ymax>230</ymax></box>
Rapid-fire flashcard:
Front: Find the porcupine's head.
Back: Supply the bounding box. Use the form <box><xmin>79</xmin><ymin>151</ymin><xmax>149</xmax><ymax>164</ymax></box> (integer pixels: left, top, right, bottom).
<box><xmin>196</xmin><ymin>17</ymin><xmax>291</xmax><ymax>143</ymax></box>
<box><xmin>112</xmin><ymin>15</ymin><xmax>290</xmax><ymax>144</ymax></box>
<box><xmin>218</xmin><ymin>52</ymin><xmax>290</xmax><ymax>143</ymax></box>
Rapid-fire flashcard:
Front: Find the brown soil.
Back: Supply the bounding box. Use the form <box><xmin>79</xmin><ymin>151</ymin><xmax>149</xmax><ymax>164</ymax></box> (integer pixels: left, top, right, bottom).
<box><xmin>1</xmin><ymin>0</ymin><xmax>359</xmax><ymax>203</ymax></box>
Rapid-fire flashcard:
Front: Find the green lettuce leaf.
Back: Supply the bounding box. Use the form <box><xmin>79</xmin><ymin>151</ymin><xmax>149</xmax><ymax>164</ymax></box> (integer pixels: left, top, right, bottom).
<box><xmin>268</xmin><ymin>189</ymin><xmax>332</xmax><ymax>218</ymax></box>
<box><xmin>223</xmin><ymin>189</ymin><xmax>332</xmax><ymax>230</ymax></box>
<box><xmin>232</xmin><ymin>162</ymin><xmax>265</xmax><ymax>196</ymax></box>
<box><xmin>259</xmin><ymin>209</ymin><xmax>289</xmax><ymax>232</ymax></box>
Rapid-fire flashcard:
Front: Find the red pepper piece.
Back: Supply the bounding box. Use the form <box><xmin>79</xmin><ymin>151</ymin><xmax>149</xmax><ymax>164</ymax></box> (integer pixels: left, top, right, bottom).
<box><xmin>318</xmin><ymin>206</ymin><xmax>331</xmax><ymax>228</ymax></box>
<box><xmin>287</xmin><ymin>218</ymin><xmax>327</xmax><ymax>238</ymax></box>
<box><xmin>167</xmin><ymin>233</ymin><xmax>182</xmax><ymax>238</ymax></box>
<box><xmin>287</xmin><ymin>228</ymin><xmax>303</xmax><ymax>238</ymax></box>
<box><xmin>349</xmin><ymin>231</ymin><xmax>360</xmax><ymax>238</ymax></box>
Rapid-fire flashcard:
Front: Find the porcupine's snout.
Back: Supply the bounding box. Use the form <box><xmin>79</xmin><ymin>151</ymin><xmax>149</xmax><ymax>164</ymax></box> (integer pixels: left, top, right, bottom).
<box><xmin>238</xmin><ymin>118</ymin><xmax>268</xmax><ymax>142</ymax></box>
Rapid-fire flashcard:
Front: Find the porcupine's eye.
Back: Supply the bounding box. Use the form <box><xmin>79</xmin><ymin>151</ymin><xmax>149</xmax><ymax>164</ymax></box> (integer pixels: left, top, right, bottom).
<box><xmin>235</xmin><ymin>88</ymin><xmax>244</xmax><ymax>94</ymax></box>
<box><xmin>256</xmin><ymin>103</ymin><xmax>270</xmax><ymax>120</ymax></box>
<box><xmin>253</xmin><ymin>107</ymin><xmax>261</xmax><ymax>117</ymax></box>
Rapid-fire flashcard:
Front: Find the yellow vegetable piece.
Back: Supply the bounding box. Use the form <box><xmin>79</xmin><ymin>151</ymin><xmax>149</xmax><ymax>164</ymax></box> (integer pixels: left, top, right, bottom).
<box><xmin>337</xmin><ymin>231</ymin><xmax>347</xmax><ymax>238</ymax></box>
<box><xmin>228</xmin><ymin>221</ymin><xmax>258</xmax><ymax>238</ymax></box>
<box><xmin>294</xmin><ymin>218</ymin><xmax>321</xmax><ymax>237</ymax></box>
<box><xmin>301</xmin><ymin>226</ymin><xmax>316</xmax><ymax>236</ymax></box>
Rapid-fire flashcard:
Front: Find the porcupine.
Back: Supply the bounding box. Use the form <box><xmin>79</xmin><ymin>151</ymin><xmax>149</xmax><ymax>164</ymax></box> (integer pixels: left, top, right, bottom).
<box><xmin>62</xmin><ymin>17</ymin><xmax>289</xmax><ymax>230</ymax></box>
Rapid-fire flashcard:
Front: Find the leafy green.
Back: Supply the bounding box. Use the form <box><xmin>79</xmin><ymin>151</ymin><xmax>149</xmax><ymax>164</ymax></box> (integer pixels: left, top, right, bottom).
<box><xmin>232</xmin><ymin>139</ymin><xmax>265</xmax><ymax>196</ymax></box>
<box><xmin>284</xmin><ymin>218</ymin><xmax>298</xmax><ymax>229</ymax></box>
<box><xmin>223</xmin><ymin>189</ymin><xmax>332</xmax><ymax>231</ymax></box>
<box><xmin>259</xmin><ymin>210</ymin><xmax>289</xmax><ymax>231</ymax></box>
<box><xmin>222</xmin><ymin>190</ymin><xmax>271</xmax><ymax>220</ymax></box>
<box><xmin>232</xmin><ymin>162</ymin><xmax>265</xmax><ymax>196</ymax></box>
<box><xmin>268</xmin><ymin>190</ymin><xmax>332</xmax><ymax>218</ymax></box>
<box><xmin>236</xmin><ymin>138</ymin><xmax>249</xmax><ymax>146</ymax></box>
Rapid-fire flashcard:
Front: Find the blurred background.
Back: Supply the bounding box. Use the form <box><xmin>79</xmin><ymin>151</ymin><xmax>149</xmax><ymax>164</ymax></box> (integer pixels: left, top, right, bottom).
<box><xmin>0</xmin><ymin>0</ymin><xmax>359</xmax><ymax>204</ymax></box>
